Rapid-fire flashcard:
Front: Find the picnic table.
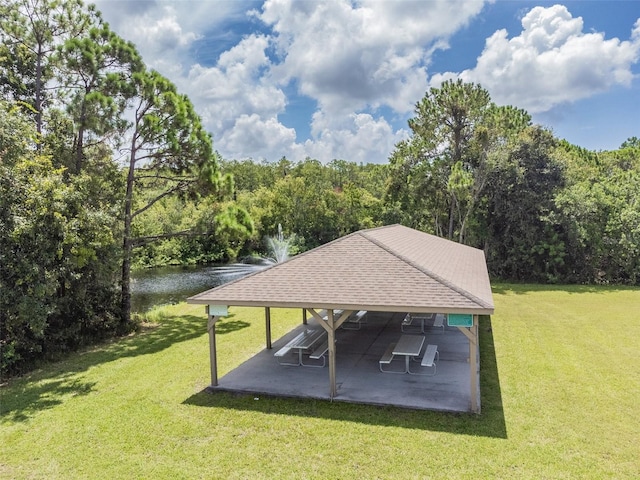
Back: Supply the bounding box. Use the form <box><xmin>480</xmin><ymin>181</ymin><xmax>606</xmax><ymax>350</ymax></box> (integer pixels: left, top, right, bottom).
<box><xmin>274</xmin><ymin>328</ymin><xmax>327</xmax><ymax>367</ymax></box>
<box><xmin>340</xmin><ymin>310</ymin><xmax>367</xmax><ymax>330</ymax></box>
<box><xmin>393</xmin><ymin>334</ymin><xmax>425</xmax><ymax>373</ymax></box>
<box><xmin>401</xmin><ymin>313</ymin><xmax>444</xmax><ymax>334</ymax></box>
<box><xmin>379</xmin><ymin>334</ymin><xmax>425</xmax><ymax>374</ymax></box>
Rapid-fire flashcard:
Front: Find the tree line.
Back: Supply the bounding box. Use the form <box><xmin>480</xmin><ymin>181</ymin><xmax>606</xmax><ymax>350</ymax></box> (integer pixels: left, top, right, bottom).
<box><xmin>1</xmin><ymin>0</ymin><xmax>638</xmax><ymax>376</ymax></box>
<box><xmin>0</xmin><ymin>0</ymin><xmax>231</xmax><ymax>375</ymax></box>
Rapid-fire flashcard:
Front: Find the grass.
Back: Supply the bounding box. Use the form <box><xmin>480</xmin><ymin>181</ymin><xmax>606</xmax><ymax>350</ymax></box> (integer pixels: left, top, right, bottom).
<box><xmin>1</xmin><ymin>284</ymin><xmax>639</xmax><ymax>479</ymax></box>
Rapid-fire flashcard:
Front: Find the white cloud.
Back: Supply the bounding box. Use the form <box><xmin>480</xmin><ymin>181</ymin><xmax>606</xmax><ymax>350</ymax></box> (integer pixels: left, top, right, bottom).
<box><xmin>133</xmin><ymin>8</ymin><xmax>200</xmax><ymax>51</ymax></box>
<box><xmin>215</xmin><ymin>108</ymin><xmax>408</xmax><ymax>164</ymax></box>
<box><xmin>220</xmin><ymin>114</ymin><xmax>297</xmax><ymax>159</ymax></box>
<box><xmin>258</xmin><ymin>0</ymin><xmax>486</xmax><ymax>115</ymax></box>
<box><xmin>93</xmin><ymin>1</ymin><xmax>488</xmax><ymax>164</ymax></box>
<box><xmin>184</xmin><ymin>34</ymin><xmax>286</xmax><ymax>133</ymax></box>
<box><xmin>301</xmin><ymin>111</ymin><xmax>408</xmax><ymax>164</ymax></box>
<box><xmin>93</xmin><ymin>1</ymin><xmax>248</xmax><ymax>75</ymax></box>
<box><xmin>432</xmin><ymin>5</ymin><xmax>640</xmax><ymax>113</ymax></box>
<box><xmin>95</xmin><ymin>4</ymin><xmax>194</xmax><ymax>73</ymax></box>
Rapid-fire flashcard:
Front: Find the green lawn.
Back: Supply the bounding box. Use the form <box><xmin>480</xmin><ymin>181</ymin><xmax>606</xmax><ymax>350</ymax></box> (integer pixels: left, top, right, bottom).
<box><xmin>1</xmin><ymin>285</ymin><xmax>639</xmax><ymax>479</ymax></box>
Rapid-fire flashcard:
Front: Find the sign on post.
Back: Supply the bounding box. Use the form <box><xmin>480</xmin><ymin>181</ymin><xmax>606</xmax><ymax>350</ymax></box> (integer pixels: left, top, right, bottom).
<box><xmin>208</xmin><ymin>305</ymin><xmax>229</xmax><ymax>316</ymax></box>
<box><xmin>447</xmin><ymin>313</ymin><xmax>473</xmax><ymax>327</ymax></box>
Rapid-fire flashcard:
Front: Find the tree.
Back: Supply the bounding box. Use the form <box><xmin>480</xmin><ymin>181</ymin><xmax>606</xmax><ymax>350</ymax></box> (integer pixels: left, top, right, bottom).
<box><xmin>409</xmin><ymin>79</ymin><xmax>491</xmax><ymax>240</ymax></box>
<box><xmin>334</xmin><ymin>181</ymin><xmax>381</xmax><ymax>235</ymax></box>
<box><xmin>620</xmin><ymin>136</ymin><xmax>639</xmax><ymax>149</ymax></box>
<box><xmin>0</xmin><ymin>0</ymin><xmax>98</xmax><ymax>133</ymax></box>
<box><xmin>57</xmin><ymin>21</ymin><xmax>142</xmax><ymax>173</ymax></box>
<box><xmin>481</xmin><ymin>126</ymin><xmax>566</xmax><ymax>282</ymax></box>
<box><xmin>120</xmin><ymin>69</ymin><xmax>221</xmax><ymax>321</ymax></box>
<box><xmin>201</xmin><ymin>202</ymin><xmax>255</xmax><ymax>261</ymax></box>
<box><xmin>226</xmin><ymin>158</ymin><xmax>389</xmax><ymax>255</ymax></box>
<box><xmin>1</xmin><ymin>101</ymin><xmax>122</xmax><ymax>375</ymax></box>
<box><xmin>220</xmin><ymin>158</ymin><xmax>276</xmax><ymax>193</ymax></box>
<box><xmin>1</xmin><ymin>2</ymin><xmax>242</xmax><ymax>372</ymax></box>
<box><xmin>555</xmin><ymin>141</ymin><xmax>640</xmax><ymax>284</ymax></box>
<box><xmin>386</xmin><ymin>80</ymin><xmax>530</xmax><ymax>243</ymax></box>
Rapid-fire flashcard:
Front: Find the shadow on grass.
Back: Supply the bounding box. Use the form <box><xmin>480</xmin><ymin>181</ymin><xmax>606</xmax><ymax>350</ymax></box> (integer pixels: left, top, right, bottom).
<box><xmin>215</xmin><ymin>318</ymin><xmax>251</xmax><ymax>335</ymax></box>
<box><xmin>183</xmin><ymin>316</ymin><xmax>506</xmax><ymax>439</ymax></box>
<box><xmin>1</xmin><ymin>312</ymin><xmax>249</xmax><ymax>423</ymax></box>
<box><xmin>0</xmin><ymin>374</ymin><xmax>97</xmax><ymax>423</ymax></box>
<box><xmin>491</xmin><ymin>283</ymin><xmax>639</xmax><ymax>296</ymax></box>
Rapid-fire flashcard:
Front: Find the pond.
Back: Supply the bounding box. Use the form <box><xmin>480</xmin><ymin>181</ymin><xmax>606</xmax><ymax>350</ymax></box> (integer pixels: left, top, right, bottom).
<box><xmin>130</xmin><ymin>261</ymin><xmax>269</xmax><ymax>313</ymax></box>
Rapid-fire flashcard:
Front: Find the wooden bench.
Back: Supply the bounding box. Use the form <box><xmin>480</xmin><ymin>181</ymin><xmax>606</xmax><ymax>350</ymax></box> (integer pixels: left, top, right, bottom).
<box><xmin>379</xmin><ymin>342</ymin><xmax>397</xmax><ymax>372</ymax></box>
<box><xmin>341</xmin><ymin>310</ymin><xmax>367</xmax><ymax>330</ymax></box>
<box><xmin>410</xmin><ymin>344</ymin><xmax>439</xmax><ymax>375</ymax></box>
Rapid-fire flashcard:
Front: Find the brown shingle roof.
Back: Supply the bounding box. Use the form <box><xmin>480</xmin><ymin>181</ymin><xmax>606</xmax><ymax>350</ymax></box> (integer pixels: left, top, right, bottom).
<box><xmin>187</xmin><ymin>224</ymin><xmax>494</xmax><ymax>314</ymax></box>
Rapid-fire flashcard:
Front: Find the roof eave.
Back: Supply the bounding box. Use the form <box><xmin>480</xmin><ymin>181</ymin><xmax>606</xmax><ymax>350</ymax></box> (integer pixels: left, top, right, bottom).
<box><xmin>186</xmin><ymin>297</ymin><xmax>494</xmax><ymax>315</ymax></box>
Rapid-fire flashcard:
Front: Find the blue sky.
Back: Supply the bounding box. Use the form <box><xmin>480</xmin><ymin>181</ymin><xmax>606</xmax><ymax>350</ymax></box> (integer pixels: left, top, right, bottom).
<box><xmin>95</xmin><ymin>1</ymin><xmax>640</xmax><ymax>163</ymax></box>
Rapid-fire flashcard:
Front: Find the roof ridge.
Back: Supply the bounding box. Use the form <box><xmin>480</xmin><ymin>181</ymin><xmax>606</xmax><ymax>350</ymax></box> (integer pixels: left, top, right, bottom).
<box><xmin>358</xmin><ymin>223</ymin><xmax>399</xmax><ymax>234</ymax></box>
<box><xmin>358</xmin><ymin>229</ymin><xmax>493</xmax><ymax>310</ymax></box>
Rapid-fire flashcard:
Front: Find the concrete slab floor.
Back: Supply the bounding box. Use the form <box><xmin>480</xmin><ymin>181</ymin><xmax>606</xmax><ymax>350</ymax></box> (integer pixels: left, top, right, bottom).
<box><xmin>210</xmin><ymin>311</ymin><xmax>479</xmax><ymax>413</ymax></box>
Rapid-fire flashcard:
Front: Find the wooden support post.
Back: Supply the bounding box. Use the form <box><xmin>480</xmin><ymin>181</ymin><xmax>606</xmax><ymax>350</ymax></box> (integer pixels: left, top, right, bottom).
<box><xmin>207</xmin><ymin>309</ymin><xmax>219</xmax><ymax>387</ymax></box>
<box><xmin>469</xmin><ymin>314</ymin><xmax>480</xmax><ymax>413</ymax></box>
<box><xmin>307</xmin><ymin>307</ymin><xmax>326</xmax><ymax>326</ymax></box>
<box><xmin>302</xmin><ymin>308</ymin><xmax>307</xmax><ymax>325</ymax></box>
<box><xmin>265</xmin><ymin>307</ymin><xmax>272</xmax><ymax>349</ymax></box>
<box><xmin>327</xmin><ymin>309</ymin><xmax>337</xmax><ymax>399</ymax></box>
<box><xmin>456</xmin><ymin>316</ymin><xmax>480</xmax><ymax>413</ymax></box>
<box><xmin>334</xmin><ymin>310</ymin><xmax>353</xmax><ymax>329</ymax></box>
<box><xmin>305</xmin><ymin>307</ymin><xmax>347</xmax><ymax>398</ymax></box>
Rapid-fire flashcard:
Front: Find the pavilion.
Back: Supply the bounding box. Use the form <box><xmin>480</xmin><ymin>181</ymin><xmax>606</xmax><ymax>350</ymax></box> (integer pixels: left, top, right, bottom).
<box><xmin>187</xmin><ymin>224</ymin><xmax>494</xmax><ymax>413</ymax></box>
